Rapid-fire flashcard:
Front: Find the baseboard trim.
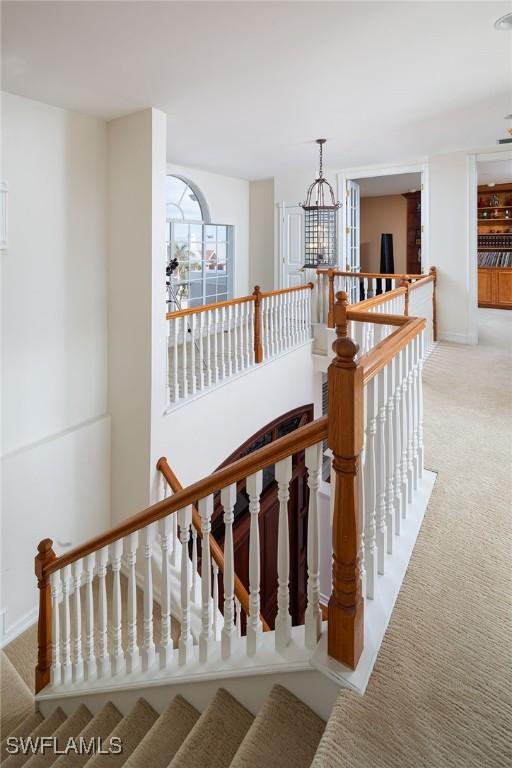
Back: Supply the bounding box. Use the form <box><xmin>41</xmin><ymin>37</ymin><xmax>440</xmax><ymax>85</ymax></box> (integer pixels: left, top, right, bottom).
<box><xmin>438</xmin><ymin>331</ymin><xmax>477</xmax><ymax>345</ymax></box>
<box><xmin>0</xmin><ymin>605</ymin><xmax>38</xmax><ymax>648</ymax></box>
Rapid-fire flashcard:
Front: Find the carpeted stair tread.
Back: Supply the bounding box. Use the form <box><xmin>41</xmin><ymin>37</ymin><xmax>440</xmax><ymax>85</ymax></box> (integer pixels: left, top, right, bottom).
<box><xmin>1</xmin><ymin>713</ymin><xmax>43</xmax><ymax>761</ymax></box>
<box><xmin>52</xmin><ymin>701</ymin><xmax>123</xmax><ymax>768</ymax></box>
<box><xmin>168</xmin><ymin>688</ymin><xmax>254</xmax><ymax>768</ymax></box>
<box><xmin>1</xmin><ymin>650</ymin><xmax>34</xmax><ymax>739</ymax></box>
<box><xmin>23</xmin><ymin>704</ymin><xmax>93</xmax><ymax>767</ymax></box>
<box><xmin>125</xmin><ymin>695</ymin><xmax>200</xmax><ymax>768</ymax></box>
<box><xmin>230</xmin><ymin>685</ymin><xmax>325</xmax><ymax>768</ymax></box>
<box><xmin>85</xmin><ymin>698</ymin><xmax>158</xmax><ymax>768</ymax></box>
<box><xmin>2</xmin><ymin>708</ymin><xmax>67</xmax><ymax>768</ymax></box>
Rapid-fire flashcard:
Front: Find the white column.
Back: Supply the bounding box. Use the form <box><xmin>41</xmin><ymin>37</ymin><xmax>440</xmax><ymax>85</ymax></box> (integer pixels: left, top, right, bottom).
<box><xmin>178</xmin><ymin>506</ymin><xmax>194</xmax><ymax>665</ymax></box>
<box><xmin>125</xmin><ymin>532</ymin><xmax>140</xmax><ymax>673</ymax></box>
<box><xmin>96</xmin><ymin>547</ymin><xmax>110</xmax><ymax>678</ymax></box>
<box><xmin>110</xmin><ymin>539</ymin><xmax>125</xmax><ymax>675</ymax></box>
<box><xmin>275</xmin><ymin>457</ymin><xmax>292</xmax><ymax>652</ymax></box>
<box><xmin>198</xmin><ymin>495</ymin><xmax>213</xmax><ymax>663</ymax></box>
<box><xmin>141</xmin><ymin>523</ymin><xmax>156</xmax><ymax>671</ymax></box>
<box><xmin>246</xmin><ymin>470</ymin><xmax>263</xmax><ymax>656</ymax></box>
<box><xmin>71</xmin><ymin>558</ymin><xmax>84</xmax><ymax>683</ymax></box>
<box><xmin>50</xmin><ymin>572</ymin><xmax>61</xmax><ymax>685</ymax></box>
<box><xmin>221</xmin><ymin>483</ymin><xmax>237</xmax><ymax>660</ymax></box>
<box><xmin>364</xmin><ymin>378</ymin><xmax>378</xmax><ymax>599</ymax></box>
<box><xmin>159</xmin><ymin>515</ymin><xmax>173</xmax><ymax>669</ymax></box>
<box><xmin>305</xmin><ymin>443</ymin><xmax>322</xmax><ymax>649</ymax></box>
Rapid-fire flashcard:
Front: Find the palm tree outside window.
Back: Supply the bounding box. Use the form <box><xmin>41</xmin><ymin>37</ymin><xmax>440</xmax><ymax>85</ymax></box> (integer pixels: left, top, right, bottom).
<box><xmin>166</xmin><ymin>175</ymin><xmax>233</xmax><ymax>310</ymax></box>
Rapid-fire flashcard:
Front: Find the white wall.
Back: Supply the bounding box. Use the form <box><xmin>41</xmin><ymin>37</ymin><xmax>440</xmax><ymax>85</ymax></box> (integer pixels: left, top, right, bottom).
<box><xmin>150</xmin><ymin>343</ymin><xmax>320</xmax><ymax>496</ymax></box>
<box><xmin>249</xmin><ymin>178</ymin><xmax>275</xmax><ymax>290</ymax></box>
<box><xmin>360</xmin><ymin>195</ymin><xmax>407</xmax><ymax>274</ymax></box>
<box><xmin>167</xmin><ymin>164</ymin><xmax>250</xmax><ymax>297</ymax></box>
<box><xmin>1</xmin><ymin>92</ymin><xmax>109</xmax><ymax>635</ymax></box>
<box><xmin>108</xmin><ymin>108</ymin><xmax>167</xmax><ymax>525</ymax></box>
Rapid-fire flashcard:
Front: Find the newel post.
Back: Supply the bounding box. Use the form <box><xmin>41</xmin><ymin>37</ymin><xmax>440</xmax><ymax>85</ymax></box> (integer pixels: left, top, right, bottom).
<box><xmin>429</xmin><ymin>266</ymin><xmax>438</xmax><ymax>341</ymax></box>
<box><xmin>35</xmin><ymin>538</ymin><xmax>56</xmax><ymax>693</ymax></box>
<box><xmin>327</xmin><ymin>269</ymin><xmax>336</xmax><ymax>328</ymax></box>
<box><xmin>252</xmin><ymin>285</ymin><xmax>263</xmax><ymax>363</ymax></box>
<box><xmin>327</xmin><ymin>292</ymin><xmax>364</xmax><ymax>669</ymax></box>
<box><xmin>399</xmin><ymin>277</ymin><xmax>410</xmax><ymax>316</ymax></box>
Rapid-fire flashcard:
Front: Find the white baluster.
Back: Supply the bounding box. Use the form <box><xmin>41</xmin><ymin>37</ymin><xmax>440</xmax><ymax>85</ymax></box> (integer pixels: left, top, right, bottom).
<box><xmin>198</xmin><ymin>495</ymin><xmax>213</xmax><ymax>662</ymax></box>
<box><xmin>401</xmin><ymin>347</ymin><xmax>410</xmax><ymax>518</ymax></box>
<box><xmin>125</xmin><ymin>532</ymin><xmax>140</xmax><ymax>673</ymax></box>
<box><xmin>182</xmin><ymin>316</ymin><xmax>188</xmax><ymax>399</ymax></box>
<box><xmin>159</xmin><ymin>516</ymin><xmax>173</xmax><ymax>669</ymax></box>
<box><xmin>178</xmin><ymin>506</ymin><xmax>194</xmax><ymax>665</ymax></box>
<box><xmin>96</xmin><ymin>547</ymin><xmax>110</xmax><ymax>678</ymax></box>
<box><xmin>213</xmin><ymin>307</ymin><xmax>220</xmax><ymax>382</ymax></box>
<box><xmin>197</xmin><ymin>313</ymin><xmax>205</xmax><ymax>390</ymax></box>
<box><xmin>189</xmin><ymin>313</ymin><xmax>196</xmax><ymax>394</ymax></box>
<box><xmin>262</xmin><ymin>298</ymin><xmax>270</xmax><ymax>358</ymax></box>
<box><xmin>205</xmin><ymin>310</ymin><xmax>212</xmax><ymax>387</ymax></box>
<box><xmin>71</xmin><ymin>559</ymin><xmax>84</xmax><ymax>683</ymax></box>
<box><xmin>376</xmin><ymin>365</ymin><xmax>387</xmax><ymax>574</ymax></box>
<box><xmin>50</xmin><ymin>572</ymin><xmax>61</xmax><ymax>685</ymax></box>
<box><xmin>412</xmin><ymin>334</ymin><xmax>420</xmax><ymax>490</ymax></box>
<box><xmin>220</xmin><ymin>306</ymin><xmax>226</xmax><ymax>380</ymax></box>
<box><xmin>110</xmin><ymin>540</ymin><xmax>124</xmax><ymax>675</ymax></box>
<box><xmin>212</xmin><ymin>561</ymin><xmax>220</xmax><ymax>641</ymax></box>
<box><xmin>226</xmin><ymin>305</ymin><xmax>233</xmax><ymax>376</ymax></box>
<box><xmin>61</xmin><ymin>565</ymin><xmax>72</xmax><ymax>684</ymax></box>
<box><xmin>235</xmin><ymin>598</ymin><xmax>242</xmax><ymax>638</ymax></box>
<box><xmin>275</xmin><ymin>457</ymin><xmax>292</xmax><ymax>652</ymax></box>
<box><xmin>364</xmin><ymin>378</ymin><xmax>378</xmax><ymax>599</ymax></box>
<box><xmin>417</xmin><ymin>332</ymin><xmax>425</xmax><ymax>480</ymax></box>
<box><xmin>221</xmin><ymin>483</ymin><xmax>237</xmax><ymax>659</ymax></box>
<box><xmin>141</xmin><ymin>523</ymin><xmax>156</xmax><ymax>671</ymax></box>
<box><xmin>305</xmin><ymin>443</ymin><xmax>322</xmax><ymax>648</ymax></box>
<box><xmin>231</xmin><ymin>304</ymin><xmax>240</xmax><ymax>373</ymax></box>
<box><xmin>246</xmin><ymin>470</ymin><xmax>263</xmax><ymax>656</ymax></box>
<box><xmin>244</xmin><ymin>302</ymin><xmax>251</xmax><ymax>368</ymax></box>
<box><xmin>170</xmin><ymin>511</ymin><xmax>178</xmax><ymax>568</ymax></box>
<box><xmin>83</xmin><ymin>553</ymin><xmax>96</xmax><ymax>681</ymax></box>
<box><xmin>172</xmin><ymin>320</ymin><xmax>179</xmax><ymax>403</ymax></box>
<box><xmin>385</xmin><ymin>358</ymin><xmax>396</xmax><ymax>554</ymax></box>
<box><xmin>358</xmin><ymin>425</ymin><xmax>367</xmax><ymax>597</ymax></box>
<box><xmin>190</xmin><ymin>527</ymin><xmax>199</xmax><ymax>603</ymax></box>
<box><xmin>393</xmin><ymin>351</ymin><xmax>404</xmax><ymax>535</ymax></box>
<box><xmin>406</xmin><ymin>342</ymin><xmax>415</xmax><ymax>503</ymax></box>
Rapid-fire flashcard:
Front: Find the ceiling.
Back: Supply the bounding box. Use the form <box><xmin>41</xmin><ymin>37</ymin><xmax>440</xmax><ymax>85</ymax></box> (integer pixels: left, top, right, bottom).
<box><xmin>357</xmin><ymin>173</ymin><xmax>422</xmax><ymax>197</ymax></box>
<box><xmin>477</xmin><ymin>157</ymin><xmax>512</xmax><ymax>185</ymax></box>
<box><xmin>2</xmin><ymin>1</ymin><xmax>512</xmax><ymax>180</ymax></box>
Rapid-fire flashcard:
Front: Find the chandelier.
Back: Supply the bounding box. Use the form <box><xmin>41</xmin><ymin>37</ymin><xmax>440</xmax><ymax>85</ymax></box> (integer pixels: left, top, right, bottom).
<box><xmin>301</xmin><ymin>139</ymin><xmax>341</xmax><ymax>268</ymax></box>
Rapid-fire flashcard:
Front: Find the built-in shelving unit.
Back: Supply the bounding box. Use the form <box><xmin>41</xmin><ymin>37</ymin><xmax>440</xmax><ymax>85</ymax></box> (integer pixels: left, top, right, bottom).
<box><xmin>477</xmin><ymin>182</ymin><xmax>512</xmax><ymax>309</ymax></box>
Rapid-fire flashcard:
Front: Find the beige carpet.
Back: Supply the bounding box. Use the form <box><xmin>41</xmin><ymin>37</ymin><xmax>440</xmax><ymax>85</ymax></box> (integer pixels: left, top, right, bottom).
<box><xmin>312</xmin><ymin>309</ymin><xmax>512</xmax><ymax>768</ymax></box>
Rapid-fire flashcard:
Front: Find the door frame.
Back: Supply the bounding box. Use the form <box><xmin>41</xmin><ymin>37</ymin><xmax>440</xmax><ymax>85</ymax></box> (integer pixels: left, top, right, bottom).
<box><xmin>337</xmin><ymin>162</ymin><xmax>430</xmax><ymax>273</ymax></box>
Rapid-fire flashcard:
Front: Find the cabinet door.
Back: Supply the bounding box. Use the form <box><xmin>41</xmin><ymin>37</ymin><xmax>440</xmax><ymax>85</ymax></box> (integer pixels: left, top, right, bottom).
<box><xmin>497</xmin><ymin>270</ymin><xmax>512</xmax><ymax>307</ymax></box>
<box><xmin>478</xmin><ymin>269</ymin><xmax>494</xmax><ymax>305</ymax></box>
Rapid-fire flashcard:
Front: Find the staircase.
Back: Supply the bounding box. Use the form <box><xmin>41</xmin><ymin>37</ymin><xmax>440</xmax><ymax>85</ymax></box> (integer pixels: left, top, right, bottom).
<box><xmin>1</xmin><ymin>685</ymin><xmax>324</xmax><ymax>768</ymax></box>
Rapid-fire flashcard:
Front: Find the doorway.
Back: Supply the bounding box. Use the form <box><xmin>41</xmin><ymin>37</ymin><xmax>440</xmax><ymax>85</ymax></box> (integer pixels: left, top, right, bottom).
<box><xmin>339</xmin><ymin>165</ymin><xmax>428</xmax><ymax>277</ymax></box>
<box><xmin>211</xmin><ymin>404</ymin><xmax>314</xmax><ymax>629</ymax></box>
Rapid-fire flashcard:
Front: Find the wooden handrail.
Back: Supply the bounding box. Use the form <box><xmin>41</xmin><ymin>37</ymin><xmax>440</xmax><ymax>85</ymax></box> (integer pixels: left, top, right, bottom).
<box><xmin>166</xmin><ymin>294</ymin><xmax>255</xmax><ymax>321</ymax></box>
<box><xmin>359</xmin><ymin>316</ymin><xmax>426</xmax><ymax>384</ymax></box>
<box><xmin>317</xmin><ymin>268</ymin><xmax>425</xmax><ymax>280</ymax></box>
<box><xmin>157</xmin><ymin>457</ymin><xmax>270</xmax><ymax>632</ymax></box>
<box><xmin>348</xmin><ymin>286</ymin><xmax>407</xmax><ymax>313</ymax></box>
<box><xmin>260</xmin><ymin>282</ymin><xmax>314</xmax><ymax>298</ymax></box>
<box><xmin>408</xmin><ymin>273</ymin><xmax>435</xmax><ymax>291</ymax></box>
<box><xmin>41</xmin><ymin>417</ymin><xmax>328</xmax><ymax>578</ymax></box>
<box><xmin>347</xmin><ymin>309</ymin><xmax>409</xmax><ymax>327</ymax></box>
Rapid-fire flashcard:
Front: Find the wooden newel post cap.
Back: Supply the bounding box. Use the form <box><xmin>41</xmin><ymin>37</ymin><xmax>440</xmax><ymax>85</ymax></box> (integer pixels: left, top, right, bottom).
<box><xmin>332</xmin><ymin>335</ymin><xmax>359</xmax><ymax>364</ymax></box>
<box><xmin>253</xmin><ymin>285</ymin><xmax>261</xmax><ymax>297</ymax></box>
<box><xmin>35</xmin><ymin>538</ymin><xmax>55</xmax><ymax>581</ymax></box>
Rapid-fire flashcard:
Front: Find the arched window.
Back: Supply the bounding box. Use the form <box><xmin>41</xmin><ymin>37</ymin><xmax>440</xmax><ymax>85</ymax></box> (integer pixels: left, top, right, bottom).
<box><xmin>166</xmin><ymin>175</ymin><xmax>232</xmax><ymax>310</ymax></box>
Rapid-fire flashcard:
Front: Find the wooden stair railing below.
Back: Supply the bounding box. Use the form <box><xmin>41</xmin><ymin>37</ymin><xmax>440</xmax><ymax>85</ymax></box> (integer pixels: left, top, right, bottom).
<box><xmin>157</xmin><ymin>456</ymin><xmax>270</xmax><ymax>632</ymax></box>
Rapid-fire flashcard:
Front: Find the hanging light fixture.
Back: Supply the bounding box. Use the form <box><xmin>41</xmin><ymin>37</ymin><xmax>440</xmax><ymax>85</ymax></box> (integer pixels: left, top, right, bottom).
<box><xmin>301</xmin><ymin>139</ymin><xmax>341</xmax><ymax>268</ymax></box>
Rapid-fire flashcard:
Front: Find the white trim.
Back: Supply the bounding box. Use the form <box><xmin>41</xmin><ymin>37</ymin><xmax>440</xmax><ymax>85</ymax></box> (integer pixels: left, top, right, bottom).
<box><xmin>0</xmin><ymin>605</ymin><xmax>38</xmax><ymax>648</ymax></box>
<box><xmin>337</xmin><ymin>161</ymin><xmax>429</xmax><ymax>272</ymax></box>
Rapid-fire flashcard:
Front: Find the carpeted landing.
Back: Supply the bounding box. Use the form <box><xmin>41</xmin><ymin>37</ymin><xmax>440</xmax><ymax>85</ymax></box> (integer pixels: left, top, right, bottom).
<box><xmin>0</xmin><ymin>685</ymin><xmax>325</xmax><ymax>768</ymax></box>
